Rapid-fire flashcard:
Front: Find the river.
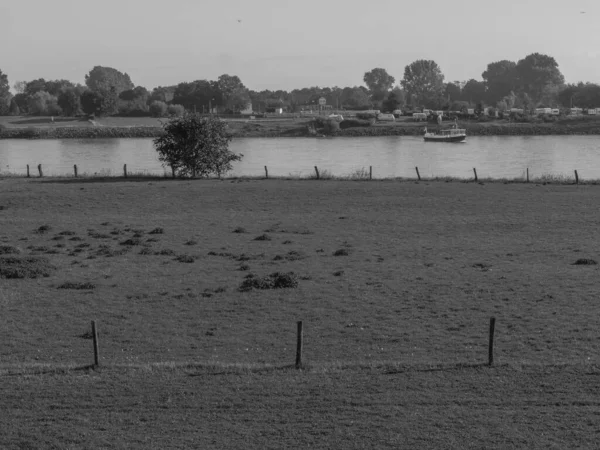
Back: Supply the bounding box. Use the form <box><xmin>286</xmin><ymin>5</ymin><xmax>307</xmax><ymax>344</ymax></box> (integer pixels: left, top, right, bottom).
<box><xmin>1</xmin><ymin>136</ymin><xmax>599</xmax><ymax>179</ymax></box>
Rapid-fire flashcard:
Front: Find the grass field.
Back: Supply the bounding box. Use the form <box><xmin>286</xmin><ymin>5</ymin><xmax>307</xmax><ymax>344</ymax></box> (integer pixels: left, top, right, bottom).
<box><xmin>1</xmin><ymin>178</ymin><xmax>600</xmax><ymax>448</ymax></box>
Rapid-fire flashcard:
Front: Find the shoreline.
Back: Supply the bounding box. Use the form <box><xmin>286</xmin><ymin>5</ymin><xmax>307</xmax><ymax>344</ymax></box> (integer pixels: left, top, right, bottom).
<box><xmin>2</xmin><ymin>120</ymin><xmax>600</xmax><ymax>139</ymax></box>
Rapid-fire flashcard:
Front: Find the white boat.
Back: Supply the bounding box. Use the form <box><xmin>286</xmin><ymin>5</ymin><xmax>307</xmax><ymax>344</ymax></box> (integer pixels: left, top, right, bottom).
<box><xmin>423</xmin><ymin>127</ymin><xmax>466</xmax><ymax>143</ymax></box>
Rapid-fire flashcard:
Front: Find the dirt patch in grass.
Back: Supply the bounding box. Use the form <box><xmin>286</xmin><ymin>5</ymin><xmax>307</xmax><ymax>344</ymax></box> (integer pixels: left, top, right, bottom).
<box><xmin>233</xmin><ymin>227</ymin><xmax>247</xmax><ymax>233</ymax></box>
<box><xmin>148</xmin><ymin>227</ymin><xmax>164</xmax><ymax>235</ymax></box>
<box><xmin>185</xmin><ymin>239</ymin><xmax>198</xmax><ymax>246</ymax></box>
<box><xmin>34</xmin><ymin>225</ymin><xmax>52</xmax><ymax>234</ymax></box>
<box><xmin>572</xmin><ymin>258</ymin><xmax>597</xmax><ymax>265</ymax></box>
<box><xmin>88</xmin><ymin>231</ymin><xmax>111</xmax><ymax>239</ymax></box>
<box><xmin>0</xmin><ymin>256</ymin><xmax>55</xmax><ymax>279</ymax></box>
<box><xmin>120</xmin><ymin>238</ymin><xmax>142</xmax><ymax>246</ymax></box>
<box><xmin>0</xmin><ymin>245</ymin><xmax>20</xmax><ymax>255</ymax></box>
<box><xmin>175</xmin><ymin>254</ymin><xmax>197</xmax><ymax>263</ymax></box>
<box><xmin>238</xmin><ymin>271</ymin><xmax>299</xmax><ymax>291</ymax></box>
<box><xmin>253</xmin><ymin>234</ymin><xmax>271</xmax><ymax>241</ymax></box>
<box><xmin>333</xmin><ymin>249</ymin><xmax>349</xmax><ymax>256</ymax></box>
<box><xmin>57</xmin><ymin>281</ymin><xmax>96</xmax><ymax>290</ymax></box>
<box><xmin>94</xmin><ymin>245</ymin><xmax>129</xmax><ymax>257</ymax></box>
<box><xmin>58</xmin><ymin>231</ymin><xmax>76</xmax><ymax>236</ymax></box>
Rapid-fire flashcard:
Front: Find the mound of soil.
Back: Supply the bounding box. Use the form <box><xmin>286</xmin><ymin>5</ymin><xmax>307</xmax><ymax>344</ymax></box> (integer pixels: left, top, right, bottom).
<box><xmin>0</xmin><ymin>256</ymin><xmax>55</xmax><ymax>279</ymax></box>
<box><xmin>238</xmin><ymin>271</ymin><xmax>299</xmax><ymax>291</ymax></box>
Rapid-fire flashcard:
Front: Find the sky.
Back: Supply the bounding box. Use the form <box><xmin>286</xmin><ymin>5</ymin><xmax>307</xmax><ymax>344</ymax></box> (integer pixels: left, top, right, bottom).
<box><xmin>1</xmin><ymin>0</ymin><xmax>599</xmax><ymax>93</ymax></box>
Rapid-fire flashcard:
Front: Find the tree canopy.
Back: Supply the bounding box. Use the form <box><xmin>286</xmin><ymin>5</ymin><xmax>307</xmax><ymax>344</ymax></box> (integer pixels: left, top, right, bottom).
<box><xmin>516</xmin><ymin>53</ymin><xmax>564</xmax><ymax>103</ymax></box>
<box><xmin>363</xmin><ymin>68</ymin><xmax>395</xmax><ymax>101</ymax></box>
<box><xmin>482</xmin><ymin>60</ymin><xmax>517</xmax><ymax>105</ymax></box>
<box><xmin>401</xmin><ymin>60</ymin><xmax>445</xmax><ymax>108</ymax></box>
<box><xmin>85</xmin><ymin>66</ymin><xmax>134</xmax><ymax>94</ymax></box>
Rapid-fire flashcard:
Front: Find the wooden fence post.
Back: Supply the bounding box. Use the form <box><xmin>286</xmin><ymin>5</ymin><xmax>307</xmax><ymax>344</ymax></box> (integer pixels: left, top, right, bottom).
<box><xmin>526</xmin><ymin>168</ymin><xmax>529</xmax><ymax>183</ymax></box>
<box><xmin>295</xmin><ymin>321</ymin><xmax>303</xmax><ymax>369</ymax></box>
<box><xmin>26</xmin><ymin>165</ymin><xmax>30</xmax><ymax>178</ymax></box>
<box><xmin>264</xmin><ymin>166</ymin><xmax>269</xmax><ymax>179</ymax></box>
<box><xmin>91</xmin><ymin>320</ymin><xmax>99</xmax><ymax>367</ymax></box>
<box><xmin>488</xmin><ymin>317</ymin><xmax>496</xmax><ymax>366</ymax></box>
<box><xmin>74</xmin><ymin>164</ymin><xmax>78</xmax><ymax>178</ymax></box>
<box><xmin>123</xmin><ymin>164</ymin><xmax>128</xmax><ymax>178</ymax></box>
<box><xmin>473</xmin><ymin>167</ymin><xmax>478</xmax><ymax>182</ymax></box>
<box><xmin>314</xmin><ymin>166</ymin><xmax>320</xmax><ymax>180</ymax></box>
<box><xmin>415</xmin><ymin>166</ymin><xmax>421</xmax><ymax>181</ymax></box>
<box><xmin>37</xmin><ymin>164</ymin><xmax>43</xmax><ymax>177</ymax></box>
<box><xmin>369</xmin><ymin>166</ymin><xmax>372</xmax><ymax>180</ymax></box>
<box><xmin>575</xmin><ymin>170</ymin><xmax>579</xmax><ymax>185</ymax></box>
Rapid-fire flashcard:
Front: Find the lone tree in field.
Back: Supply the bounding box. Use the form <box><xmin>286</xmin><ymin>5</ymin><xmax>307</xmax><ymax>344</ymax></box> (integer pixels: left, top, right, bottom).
<box><xmin>153</xmin><ymin>114</ymin><xmax>242</xmax><ymax>178</ymax></box>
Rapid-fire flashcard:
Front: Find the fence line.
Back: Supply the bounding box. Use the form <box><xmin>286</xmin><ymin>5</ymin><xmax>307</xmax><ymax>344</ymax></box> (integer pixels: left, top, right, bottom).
<box><xmin>7</xmin><ymin>164</ymin><xmax>587</xmax><ymax>183</ymax></box>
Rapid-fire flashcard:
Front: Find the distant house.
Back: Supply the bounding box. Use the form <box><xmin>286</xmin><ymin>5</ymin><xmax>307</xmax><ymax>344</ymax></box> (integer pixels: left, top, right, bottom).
<box><xmin>586</xmin><ymin>108</ymin><xmax>597</xmax><ymax>115</ymax></box>
<box><xmin>570</xmin><ymin>107</ymin><xmax>583</xmax><ymax>115</ymax></box>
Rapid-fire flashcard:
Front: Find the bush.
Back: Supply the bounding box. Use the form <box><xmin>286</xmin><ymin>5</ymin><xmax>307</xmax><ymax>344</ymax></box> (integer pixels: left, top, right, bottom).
<box><xmin>167</xmin><ymin>104</ymin><xmax>185</xmax><ymax>117</ymax></box>
<box><xmin>149</xmin><ymin>100</ymin><xmax>168</xmax><ymax>117</ymax></box>
<box><xmin>356</xmin><ymin>112</ymin><xmax>378</xmax><ymax>120</ymax></box>
<box><xmin>339</xmin><ymin>119</ymin><xmax>372</xmax><ymax>129</ymax></box>
<box><xmin>323</xmin><ymin>119</ymin><xmax>340</xmax><ymax>134</ymax></box>
<box><xmin>153</xmin><ymin>114</ymin><xmax>242</xmax><ymax>178</ymax></box>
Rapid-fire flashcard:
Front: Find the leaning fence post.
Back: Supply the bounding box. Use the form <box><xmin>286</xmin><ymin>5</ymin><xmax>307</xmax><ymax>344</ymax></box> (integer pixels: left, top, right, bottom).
<box><xmin>574</xmin><ymin>170</ymin><xmax>579</xmax><ymax>185</ymax></box>
<box><xmin>37</xmin><ymin>164</ymin><xmax>43</xmax><ymax>177</ymax></box>
<box><xmin>26</xmin><ymin>164</ymin><xmax>30</xmax><ymax>178</ymax></box>
<box><xmin>415</xmin><ymin>166</ymin><xmax>421</xmax><ymax>181</ymax></box>
<box><xmin>295</xmin><ymin>321</ymin><xmax>303</xmax><ymax>369</ymax></box>
<box><xmin>74</xmin><ymin>164</ymin><xmax>78</xmax><ymax>178</ymax></box>
<box><xmin>526</xmin><ymin>168</ymin><xmax>529</xmax><ymax>183</ymax></box>
<box><xmin>488</xmin><ymin>317</ymin><xmax>496</xmax><ymax>366</ymax></box>
<box><xmin>91</xmin><ymin>320</ymin><xmax>99</xmax><ymax>367</ymax></box>
<box><xmin>264</xmin><ymin>165</ymin><xmax>269</xmax><ymax>179</ymax></box>
<box><xmin>473</xmin><ymin>167</ymin><xmax>478</xmax><ymax>182</ymax></box>
<box><xmin>314</xmin><ymin>166</ymin><xmax>320</xmax><ymax>180</ymax></box>
<box><xmin>123</xmin><ymin>164</ymin><xmax>127</xmax><ymax>178</ymax></box>
<box><xmin>369</xmin><ymin>166</ymin><xmax>372</xmax><ymax>180</ymax></box>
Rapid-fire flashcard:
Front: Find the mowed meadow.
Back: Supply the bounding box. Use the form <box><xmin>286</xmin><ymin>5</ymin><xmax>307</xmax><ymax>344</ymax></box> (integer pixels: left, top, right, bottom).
<box><xmin>1</xmin><ymin>177</ymin><xmax>600</xmax><ymax>448</ymax></box>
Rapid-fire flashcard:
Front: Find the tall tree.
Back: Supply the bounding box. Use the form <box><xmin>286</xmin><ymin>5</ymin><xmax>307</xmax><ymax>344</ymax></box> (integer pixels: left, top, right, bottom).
<box><xmin>339</xmin><ymin>86</ymin><xmax>371</xmax><ymax>109</ymax></box>
<box><xmin>24</xmin><ymin>78</ymin><xmax>47</xmax><ymax>96</ymax></box>
<box><xmin>85</xmin><ymin>66</ymin><xmax>134</xmax><ymax>94</ymax></box>
<box><xmin>57</xmin><ymin>88</ymin><xmax>83</xmax><ymax>116</ymax></box>
<box><xmin>45</xmin><ymin>79</ymin><xmax>76</xmax><ymax>96</ymax></box>
<box><xmin>461</xmin><ymin>79</ymin><xmax>487</xmax><ymax>105</ymax></box>
<box><xmin>13</xmin><ymin>80</ymin><xmax>26</xmax><ymax>94</ymax></box>
<box><xmin>363</xmin><ymin>68</ymin><xmax>395</xmax><ymax>101</ymax></box>
<box><xmin>401</xmin><ymin>60</ymin><xmax>445</xmax><ymax>108</ymax></box>
<box><xmin>515</xmin><ymin>53</ymin><xmax>564</xmax><ymax>103</ymax></box>
<box><xmin>444</xmin><ymin>82</ymin><xmax>462</xmax><ymax>104</ymax></box>
<box><xmin>173</xmin><ymin>80</ymin><xmax>220</xmax><ymax>112</ymax></box>
<box><xmin>0</xmin><ymin>69</ymin><xmax>10</xmax><ymax>115</ymax></box>
<box><xmin>482</xmin><ymin>60</ymin><xmax>517</xmax><ymax>105</ymax></box>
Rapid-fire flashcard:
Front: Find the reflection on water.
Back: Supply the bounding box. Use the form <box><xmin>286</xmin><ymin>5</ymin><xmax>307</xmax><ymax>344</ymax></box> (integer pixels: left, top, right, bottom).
<box><xmin>1</xmin><ymin>135</ymin><xmax>600</xmax><ymax>178</ymax></box>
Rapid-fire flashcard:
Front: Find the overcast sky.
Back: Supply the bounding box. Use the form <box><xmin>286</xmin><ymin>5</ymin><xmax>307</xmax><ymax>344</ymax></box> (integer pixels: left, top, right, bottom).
<box><xmin>1</xmin><ymin>0</ymin><xmax>598</xmax><ymax>92</ymax></box>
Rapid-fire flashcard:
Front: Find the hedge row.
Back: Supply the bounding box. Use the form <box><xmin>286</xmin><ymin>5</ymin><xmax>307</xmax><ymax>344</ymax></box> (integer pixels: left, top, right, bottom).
<box><xmin>0</xmin><ymin>126</ymin><xmax>165</xmax><ymax>139</ymax></box>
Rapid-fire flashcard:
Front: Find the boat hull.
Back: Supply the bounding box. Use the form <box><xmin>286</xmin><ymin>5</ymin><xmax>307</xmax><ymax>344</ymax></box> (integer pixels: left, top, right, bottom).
<box><xmin>423</xmin><ymin>134</ymin><xmax>466</xmax><ymax>143</ymax></box>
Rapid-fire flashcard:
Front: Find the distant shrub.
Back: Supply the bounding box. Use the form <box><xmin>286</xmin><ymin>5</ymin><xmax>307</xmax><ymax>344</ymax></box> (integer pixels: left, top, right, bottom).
<box><xmin>339</xmin><ymin>119</ymin><xmax>372</xmax><ymax>129</ymax></box>
<box><xmin>356</xmin><ymin>112</ymin><xmax>378</xmax><ymax>120</ymax></box>
<box><xmin>149</xmin><ymin>100</ymin><xmax>168</xmax><ymax>118</ymax></box>
<box><xmin>167</xmin><ymin>104</ymin><xmax>185</xmax><ymax>117</ymax></box>
<box><xmin>323</xmin><ymin>119</ymin><xmax>340</xmax><ymax>134</ymax></box>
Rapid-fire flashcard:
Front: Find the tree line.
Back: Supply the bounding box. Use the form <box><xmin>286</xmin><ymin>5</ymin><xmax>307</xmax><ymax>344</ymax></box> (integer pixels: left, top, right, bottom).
<box><xmin>0</xmin><ymin>52</ymin><xmax>599</xmax><ymax>118</ymax></box>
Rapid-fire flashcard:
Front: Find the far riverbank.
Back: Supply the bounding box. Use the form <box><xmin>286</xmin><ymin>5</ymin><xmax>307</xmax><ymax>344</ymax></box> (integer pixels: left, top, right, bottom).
<box><xmin>1</xmin><ymin>115</ymin><xmax>600</xmax><ymax>139</ymax></box>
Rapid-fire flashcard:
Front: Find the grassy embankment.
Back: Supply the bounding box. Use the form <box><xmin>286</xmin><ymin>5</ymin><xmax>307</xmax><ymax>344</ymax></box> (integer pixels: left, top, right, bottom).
<box><xmin>3</xmin><ymin>114</ymin><xmax>600</xmax><ymax>139</ymax></box>
<box><xmin>1</xmin><ymin>178</ymin><xmax>600</xmax><ymax>448</ymax></box>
